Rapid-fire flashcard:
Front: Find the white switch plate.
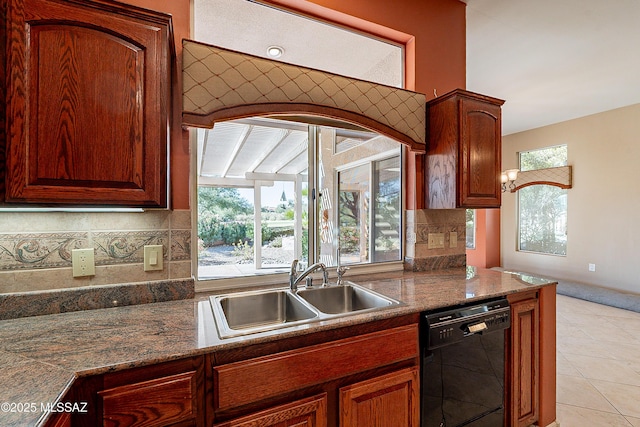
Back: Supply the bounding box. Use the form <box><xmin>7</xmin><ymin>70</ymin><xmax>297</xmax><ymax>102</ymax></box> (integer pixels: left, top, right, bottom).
<box><xmin>450</xmin><ymin>232</ymin><xmax>458</xmax><ymax>248</ymax></box>
<box><xmin>588</xmin><ymin>263</ymin><xmax>596</xmax><ymax>272</ymax></box>
<box><xmin>427</xmin><ymin>233</ymin><xmax>445</xmax><ymax>249</ymax></box>
<box><xmin>72</xmin><ymin>248</ymin><xmax>95</xmax><ymax>277</ymax></box>
<box><xmin>144</xmin><ymin>245</ymin><xmax>164</xmax><ymax>271</ymax></box>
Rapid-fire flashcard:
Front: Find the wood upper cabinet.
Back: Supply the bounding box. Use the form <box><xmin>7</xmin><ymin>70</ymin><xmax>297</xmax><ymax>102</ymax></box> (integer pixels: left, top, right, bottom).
<box><xmin>4</xmin><ymin>0</ymin><xmax>173</xmax><ymax>206</ymax></box>
<box><xmin>506</xmin><ymin>292</ymin><xmax>540</xmax><ymax>427</ymax></box>
<box><xmin>340</xmin><ymin>367</ymin><xmax>420</xmax><ymax>427</ymax></box>
<box><xmin>426</xmin><ymin>89</ymin><xmax>504</xmax><ymax>209</ymax></box>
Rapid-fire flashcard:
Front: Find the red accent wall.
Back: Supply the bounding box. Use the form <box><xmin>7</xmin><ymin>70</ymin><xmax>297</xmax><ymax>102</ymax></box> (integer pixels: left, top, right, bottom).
<box><xmin>118</xmin><ymin>0</ymin><xmax>191</xmax><ymax>210</ymax></box>
<box><xmin>466</xmin><ymin>209</ymin><xmax>501</xmax><ymax>268</ymax></box>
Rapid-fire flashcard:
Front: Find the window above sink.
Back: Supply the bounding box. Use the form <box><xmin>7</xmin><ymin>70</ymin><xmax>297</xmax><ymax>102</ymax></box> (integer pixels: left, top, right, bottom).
<box><xmin>196</xmin><ymin>119</ymin><xmax>403</xmax><ymax>282</ymax></box>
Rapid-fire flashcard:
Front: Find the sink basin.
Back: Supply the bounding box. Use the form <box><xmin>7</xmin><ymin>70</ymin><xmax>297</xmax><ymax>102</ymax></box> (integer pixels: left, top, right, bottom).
<box><xmin>211</xmin><ymin>289</ymin><xmax>318</xmax><ymax>338</ymax></box>
<box><xmin>297</xmin><ymin>283</ymin><xmax>398</xmax><ymax>314</ymax></box>
<box><xmin>210</xmin><ymin>283</ymin><xmax>401</xmax><ymax>339</ymax></box>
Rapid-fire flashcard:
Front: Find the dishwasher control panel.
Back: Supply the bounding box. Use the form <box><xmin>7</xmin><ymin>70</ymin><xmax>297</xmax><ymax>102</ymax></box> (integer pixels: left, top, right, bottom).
<box><xmin>421</xmin><ymin>298</ymin><xmax>511</xmax><ymax>349</ymax></box>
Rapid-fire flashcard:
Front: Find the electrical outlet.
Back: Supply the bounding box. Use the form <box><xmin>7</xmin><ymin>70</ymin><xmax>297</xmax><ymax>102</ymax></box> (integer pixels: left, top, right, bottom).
<box><xmin>428</xmin><ymin>233</ymin><xmax>445</xmax><ymax>249</ymax></box>
<box><xmin>588</xmin><ymin>263</ymin><xmax>596</xmax><ymax>272</ymax></box>
<box><xmin>72</xmin><ymin>248</ymin><xmax>95</xmax><ymax>277</ymax></box>
<box><xmin>144</xmin><ymin>245</ymin><xmax>164</xmax><ymax>271</ymax></box>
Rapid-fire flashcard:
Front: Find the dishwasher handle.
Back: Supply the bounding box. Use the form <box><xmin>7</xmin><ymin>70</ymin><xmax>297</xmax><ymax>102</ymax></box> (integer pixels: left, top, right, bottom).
<box><xmin>464</xmin><ymin>321</ymin><xmax>488</xmax><ymax>335</ymax></box>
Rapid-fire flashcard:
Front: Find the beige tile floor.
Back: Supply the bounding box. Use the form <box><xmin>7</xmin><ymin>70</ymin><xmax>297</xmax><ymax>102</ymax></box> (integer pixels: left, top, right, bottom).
<box><xmin>556</xmin><ymin>294</ymin><xmax>640</xmax><ymax>426</ymax></box>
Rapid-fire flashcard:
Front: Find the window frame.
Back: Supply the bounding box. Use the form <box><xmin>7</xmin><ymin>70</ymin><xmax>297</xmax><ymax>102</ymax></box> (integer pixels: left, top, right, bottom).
<box><xmin>516</xmin><ymin>145</ymin><xmax>568</xmax><ymax>256</ymax></box>
<box><xmin>194</xmin><ymin>126</ymin><xmax>406</xmax><ymax>291</ymax></box>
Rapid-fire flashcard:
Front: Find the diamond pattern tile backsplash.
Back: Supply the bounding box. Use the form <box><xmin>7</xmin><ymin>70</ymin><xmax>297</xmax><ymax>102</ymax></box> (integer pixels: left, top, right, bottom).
<box><xmin>0</xmin><ymin>210</ymin><xmax>192</xmax><ymax>293</ymax></box>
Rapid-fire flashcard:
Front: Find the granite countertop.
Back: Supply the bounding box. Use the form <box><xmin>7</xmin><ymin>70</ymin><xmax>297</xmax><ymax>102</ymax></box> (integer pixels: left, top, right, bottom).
<box><xmin>0</xmin><ymin>267</ymin><xmax>555</xmax><ymax>427</ymax></box>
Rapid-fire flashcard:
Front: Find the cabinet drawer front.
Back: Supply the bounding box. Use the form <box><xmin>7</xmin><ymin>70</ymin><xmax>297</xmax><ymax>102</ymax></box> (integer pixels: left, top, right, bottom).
<box><xmin>214</xmin><ymin>394</ymin><xmax>327</xmax><ymax>427</ymax></box>
<box><xmin>214</xmin><ymin>324</ymin><xmax>418</xmax><ymax>410</ymax></box>
<box><xmin>99</xmin><ymin>371</ymin><xmax>197</xmax><ymax>427</ymax></box>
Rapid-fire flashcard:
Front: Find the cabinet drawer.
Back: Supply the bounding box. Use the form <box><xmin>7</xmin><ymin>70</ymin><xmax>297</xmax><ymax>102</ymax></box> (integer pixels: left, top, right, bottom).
<box><xmin>214</xmin><ymin>324</ymin><xmax>418</xmax><ymax>410</ymax></box>
<box><xmin>214</xmin><ymin>394</ymin><xmax>327</xmax><ymax>427</ymax></box>
<box><xmin>99</xmin><ymin>371</ymin><xmax>198</xmax><ymax>427</ymax></box>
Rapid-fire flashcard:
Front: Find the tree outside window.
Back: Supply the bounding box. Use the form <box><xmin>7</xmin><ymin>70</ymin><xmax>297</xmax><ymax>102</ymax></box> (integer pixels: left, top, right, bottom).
<box><xmin>466</xmin><ymin>209</ymin><xmax>475</xmax><ymax>249</ymax></box>
<box><xmin>518</xmin><ymin>145</ymin><xmax>568</xmax><ymax>255</ymax></box>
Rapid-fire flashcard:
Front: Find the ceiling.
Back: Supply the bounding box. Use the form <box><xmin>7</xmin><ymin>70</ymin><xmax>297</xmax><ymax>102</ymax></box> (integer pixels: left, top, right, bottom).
<box><xmin>194</xmin><ymin>0</ymin><xmax>640</xmax><ymax>143</ymax></box>
<box><xmin>465</xmin><ymin>0</ymin><xmax>640</xmax><ymax>135</ymax></box>
<box><xmin>193</xmin><ymin>0</ymin><xmax>403</xmax><ymax>87</ymax></box>
<box><xmin>197</xmin><ymin>118</ymin><xmax>309</xmax><ymax>184</ymax></box>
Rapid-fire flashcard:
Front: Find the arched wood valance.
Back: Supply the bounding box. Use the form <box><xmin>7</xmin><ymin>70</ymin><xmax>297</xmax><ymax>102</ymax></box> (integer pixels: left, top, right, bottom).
<box><xmin>510</xmin><ymin>166</ymin><xmax>572</xmax><ymax>192</ymax></box>
<box><xmin>181</xmin><ymin>40</ymin><xmax>426</xmax><ymax>152</ymax></box>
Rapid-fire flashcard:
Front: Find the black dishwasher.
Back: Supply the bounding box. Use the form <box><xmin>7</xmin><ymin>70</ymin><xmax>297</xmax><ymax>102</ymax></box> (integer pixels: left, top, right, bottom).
<box><xmin>421</xmin><ymin>298</ymin><xmax>511</xmax><ymax>427</ymax></box>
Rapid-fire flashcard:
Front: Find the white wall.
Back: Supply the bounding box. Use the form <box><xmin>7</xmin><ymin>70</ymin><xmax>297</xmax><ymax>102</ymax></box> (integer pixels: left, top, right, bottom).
<box><xmin>501</xmin><ymin>103</ymin><xmax>640</xmax><ymax>294</ymax></box>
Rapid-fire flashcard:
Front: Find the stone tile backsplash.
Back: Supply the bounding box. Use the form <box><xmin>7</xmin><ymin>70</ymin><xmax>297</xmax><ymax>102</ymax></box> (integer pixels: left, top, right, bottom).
<box><xmin>0</xmin><ymin>207</ymin><xmax>467</xmax><ymax>295</ymax></box>
<box><xmin>0</xmin><ymin>210</ymin><xmax>192</xmax><ymax>294</ymax></box>
<box><xmin>93</xmin><ymin>231</ymin><xmax>168</xmax><ymax>265</ymax></box>
<box><xmin>404</xmin><ymin>208</ymin><xmax>466</xmax><ymax>271</ymax></box>
<box><xmin>0</xmin><ymin>233</ymin><xmax>88</xmax><ymax>270</ymax></box>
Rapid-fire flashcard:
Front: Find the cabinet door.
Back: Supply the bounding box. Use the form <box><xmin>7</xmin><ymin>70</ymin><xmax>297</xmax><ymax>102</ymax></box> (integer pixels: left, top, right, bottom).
<box><xmin>214</xmin><ymin>394</ymin><xmax>327</xmax><ymax>427</ymax></box>
<box><xmin>88</xmin><ymin>357</ymin><xmax>204</xmax><ymax>427</ymax></box>
<box><xmin>426</xmin><ymin>89</ymin><xmax>504</xmax><ymax>209</ymax></box>
<box><xmin>5</xmin><ymin>0</ymin><xmax>172</xmax><ymax>206</ymax></box>
<box><xmin>458</xmin><ymin>97</ymin><xmax>502</xmax><ymax>208</ymax></box>
<box><xmin>339</xmin><ymin>367</ymin><xmax>419</xmax><ymax>427</ymax></box>
<box><xmin>507</xmin><ymin>297</ymin><xmax>540</xmax><ymax>427</ymax></box>
<box><xmin>99</xmin><ymin>371</ymin><xmax>200</xmax><ymax>427</ymax></box>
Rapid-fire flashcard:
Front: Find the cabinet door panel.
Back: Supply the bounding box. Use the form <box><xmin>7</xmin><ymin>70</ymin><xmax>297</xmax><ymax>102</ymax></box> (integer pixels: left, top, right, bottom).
<box><xmin>508</xmin><ymin>297</ymin><xmax>540</xmax><ymax>427</ymax></box>
<box><xmin>30</xmin><ymin>24</ymin><xmax>143</xmax><ymax>187</ymax></box>
<box><xmin>340</xmin><ymin>367</ymin><xmax>419</xmax><ymax>427</ymax></box>
<box><xmin>6</xmin><ymin>0</ymin><xmax>171</xmax><ymax>206</ymax></box>
<box><xmin>460</xmin><ymin>99</ymin><xmax>501</xmax><ymax>206</ymax></box>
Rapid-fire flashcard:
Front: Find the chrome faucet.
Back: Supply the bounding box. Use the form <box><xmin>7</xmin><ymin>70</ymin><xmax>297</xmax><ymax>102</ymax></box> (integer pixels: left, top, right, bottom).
<box><xmin>336</xmin><ymin>248</ymin><xmax>349</xmax><ymax>285</ymax></box>
<box><xmin>289</xmin><ymin>260</ymin><xmax>329</xmax><ymax>292</ymax></box>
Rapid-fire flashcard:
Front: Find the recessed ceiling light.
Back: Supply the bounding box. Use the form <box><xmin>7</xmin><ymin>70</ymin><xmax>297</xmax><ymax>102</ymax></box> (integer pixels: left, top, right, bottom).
<box><xmin>267</xmin><ymin>45</ymin><xmax>284</xmax><ymax>58</ymax></box>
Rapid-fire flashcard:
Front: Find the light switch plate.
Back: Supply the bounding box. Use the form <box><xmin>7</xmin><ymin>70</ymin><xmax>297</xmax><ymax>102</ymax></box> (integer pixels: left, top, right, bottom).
<box><xmin>427</xmin><ymin>233</ymin><xmax>445</xmax><ymax>249</ymax></box>
<box><xmin>144</xmin><ymin>245</ymin><xmax>164</xmax><ymax>271</ymax></box>
<box><xmin>450</xmin><ymin>232</ymin><xmax>458</xmax><ymax>248</ymax></box>
<box><xmin>72</xmin><ymin>248</ymin><xmax>95</xmax><ymax>277</ymax></box>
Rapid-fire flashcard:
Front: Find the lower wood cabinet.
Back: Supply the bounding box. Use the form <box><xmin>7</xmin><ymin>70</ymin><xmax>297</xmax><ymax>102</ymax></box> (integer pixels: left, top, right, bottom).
<box><xmin>506</xmin><ymin>292</ymin><xmax>540</xmax><ymax>427</ymax></box>
<box><xmin>213</xmin><ymin>394</ymin><xmax>327</xmax><ymax>427</ymax></box>
<box><xmin>68</xmin><ymin>357</ymin><xmax>205</xmax><ymax>427</ymax></box>
<box><xmin>340</xmin><ymin>367</ymin><xmax>420</xmax><ymax>427</ymax></box>
<box><xmin>99</xmin><ymin>371</ymin><xmax>200</xmax><ymax>427</ymax></box>
<box><xmin>45</xmin><ymin>318</ymin><xmax>421</xmax><ymax>427</ymax></box>
<box><xmin>211</xmin><ymin>319</ymin><xmax>420</xmax><ymax>427</ymax></box>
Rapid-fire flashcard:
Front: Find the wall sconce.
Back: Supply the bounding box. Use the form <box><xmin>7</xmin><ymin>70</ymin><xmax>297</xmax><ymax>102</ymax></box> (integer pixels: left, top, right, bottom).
<box><xmin>501</xmin><ymin>169</ymin><xmax>519</xmax><ymax>192</ymax></box>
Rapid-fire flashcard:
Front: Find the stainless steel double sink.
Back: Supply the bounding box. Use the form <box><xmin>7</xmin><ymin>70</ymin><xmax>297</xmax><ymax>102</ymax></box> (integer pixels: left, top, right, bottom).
<box><xmin>210</xmin><ymin>282</ymin><xmax>401</xmax><ymax>339</ymax></box>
